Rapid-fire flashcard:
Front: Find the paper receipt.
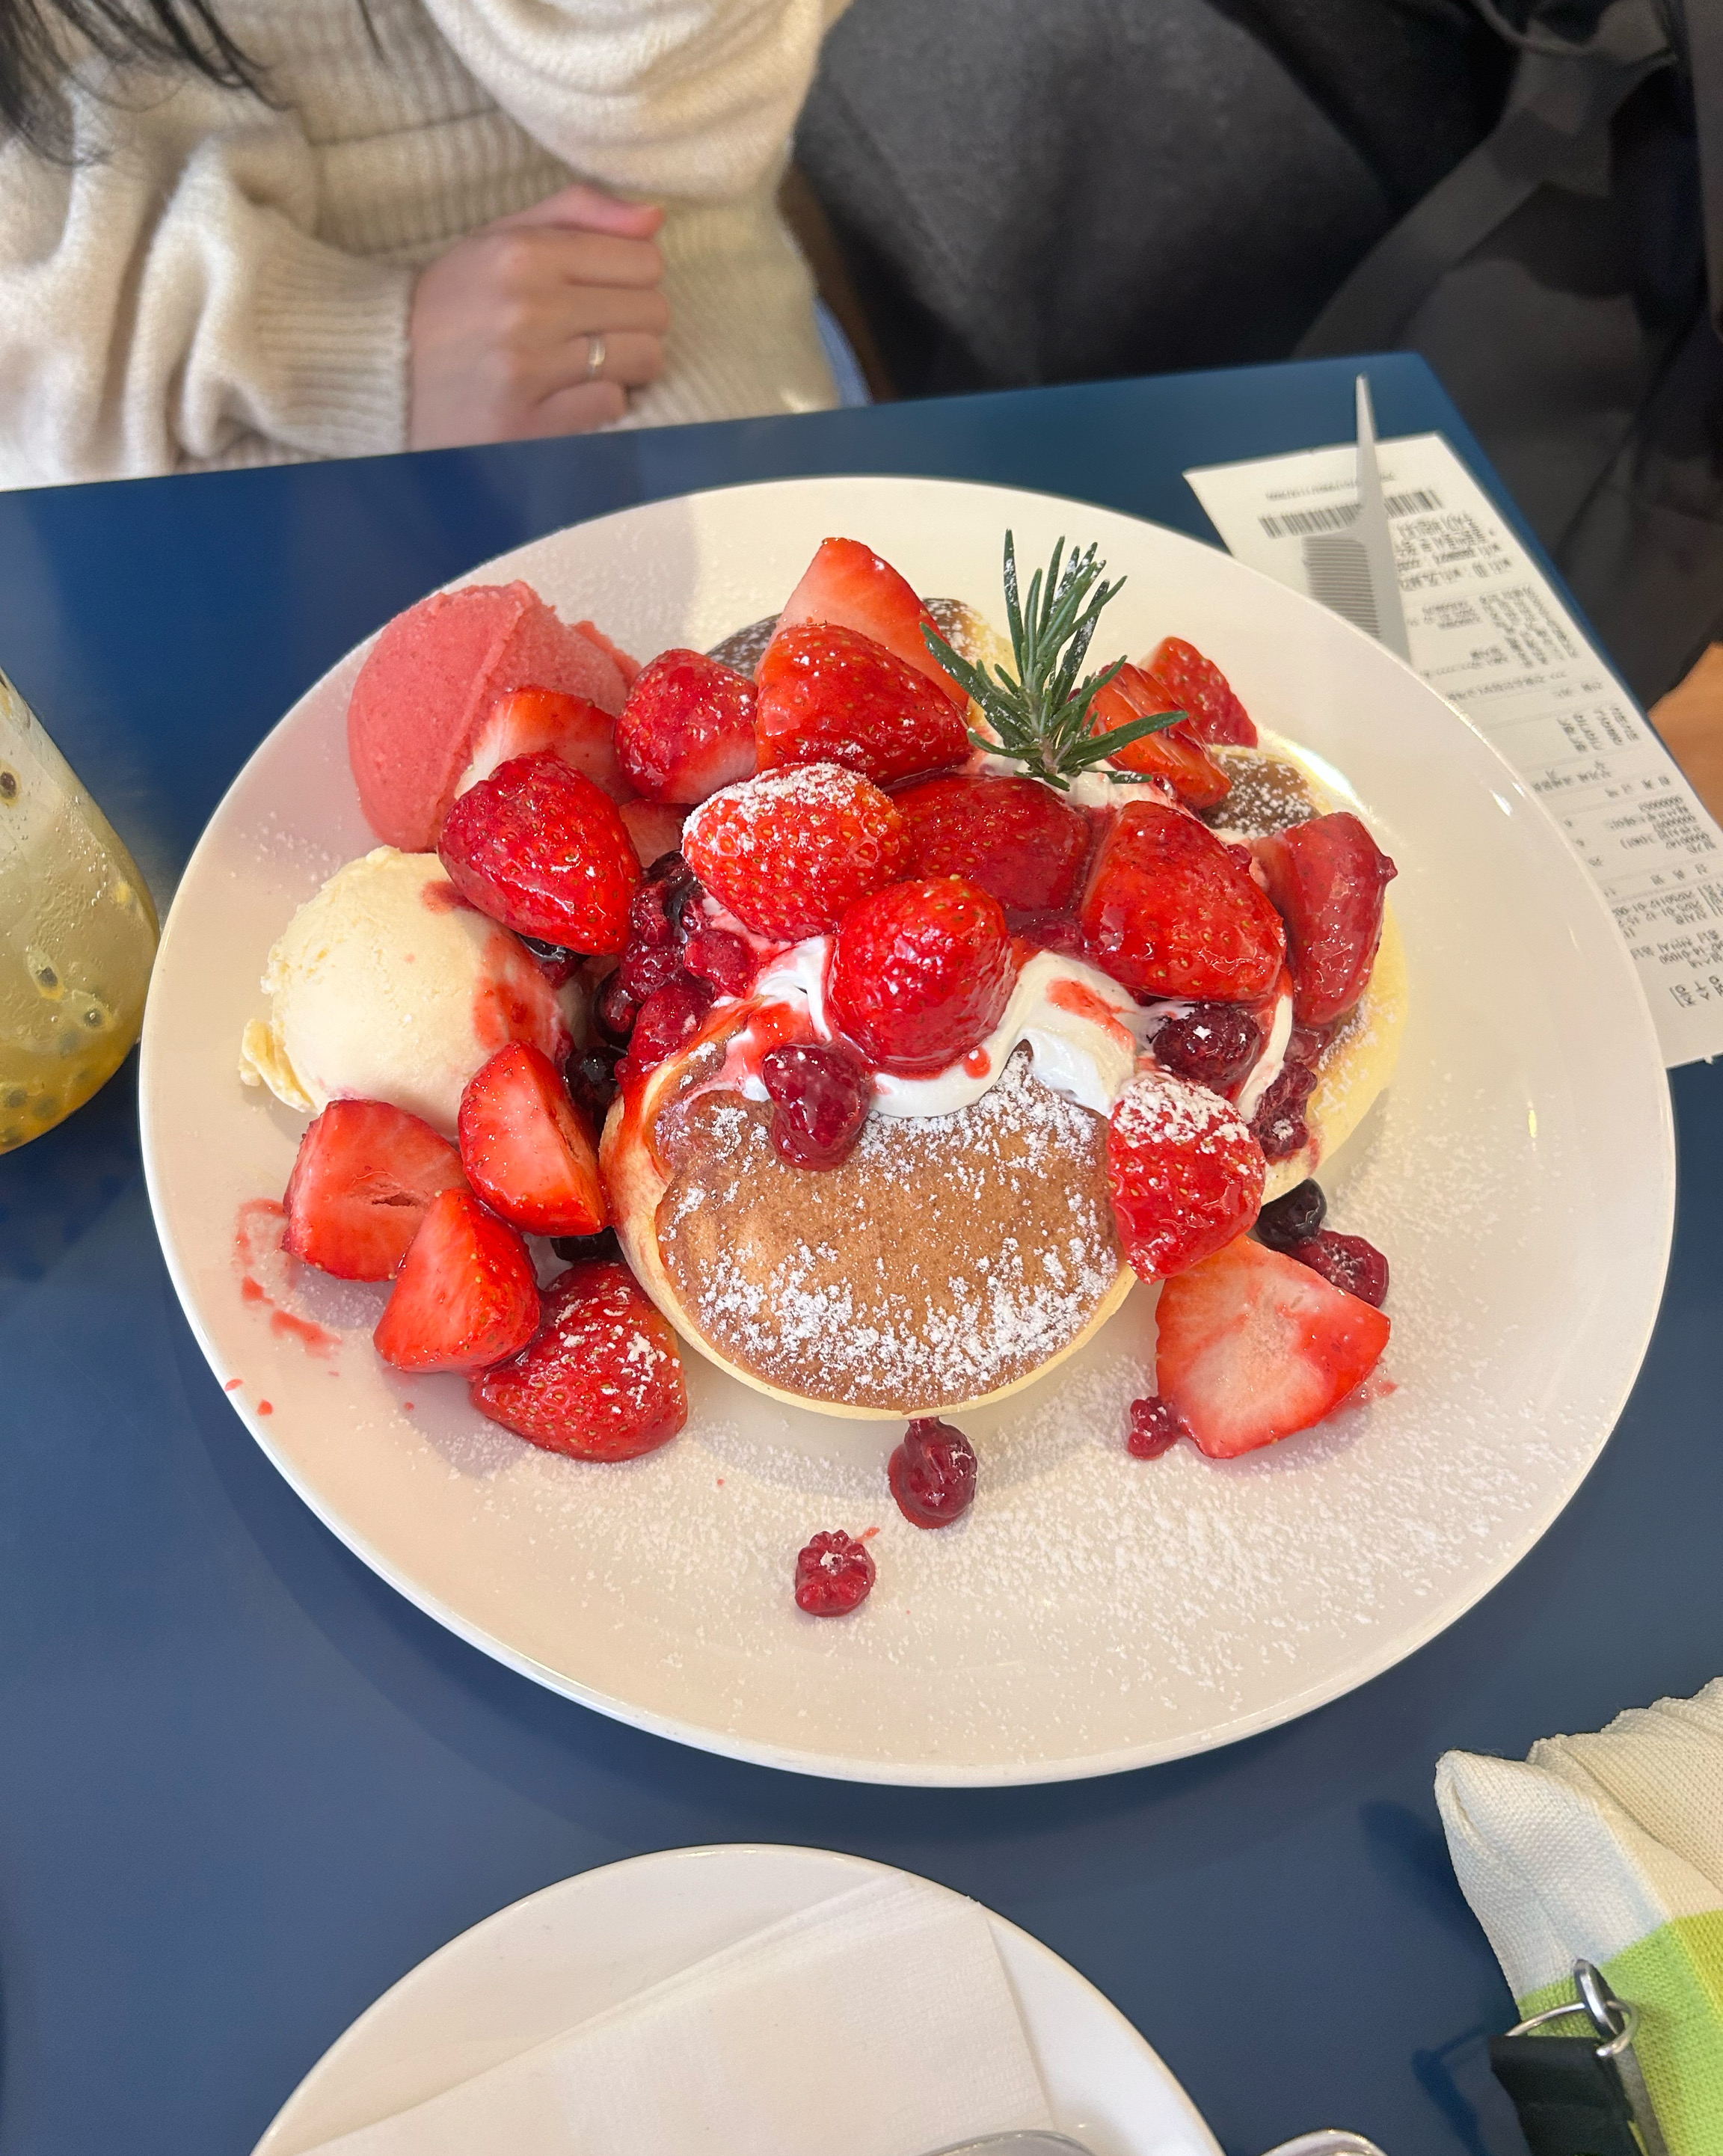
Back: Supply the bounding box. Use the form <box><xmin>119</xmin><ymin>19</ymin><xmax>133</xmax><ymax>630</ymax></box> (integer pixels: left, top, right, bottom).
<box><xmin>1185</xmin><ymin>432</ymin><xmax>1723</xmax><ymax>1068</ymax></box>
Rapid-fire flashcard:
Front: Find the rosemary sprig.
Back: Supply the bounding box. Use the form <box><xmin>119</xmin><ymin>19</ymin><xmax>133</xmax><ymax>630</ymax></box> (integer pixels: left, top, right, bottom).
<box><xmin>921</xmin><ymin>531</ymin><xmax>1186</xmax><ymax>790</ymax></box>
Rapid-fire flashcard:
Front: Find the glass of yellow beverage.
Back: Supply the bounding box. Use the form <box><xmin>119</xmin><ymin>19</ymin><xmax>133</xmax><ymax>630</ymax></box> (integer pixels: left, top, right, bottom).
<box><xmin>0</xmin><ymin>665</ymin><xmax>159</xmax><ymax>1152</ymax></box>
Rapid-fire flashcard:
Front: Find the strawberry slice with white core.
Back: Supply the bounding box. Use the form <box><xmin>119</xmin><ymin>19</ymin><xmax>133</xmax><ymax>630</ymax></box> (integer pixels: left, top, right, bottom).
<box><xmin>283</xmin><ymin>1099</ymin><xmax>468</xmax><ymax>1280</ymax></box>
<box><xmin>771</xmin><ymin>535</ymin><xmax>966</xmax><ymax>707</ymax></box>
<box><xmin>458</xmin><ymin>1042</ymin><xmax>606</xmax><ymax>1237</ymax></box>
<box><xmin>373</xmin><ymin>1188</ymin><xmax>540</xmax><ymax>1373</ymax></box>
<box><xmin>1107</xmin><ymin>1070</ymin><xmax>1264</xmax><ymax>1280</ymax></box>
<box><xmin>617</xmin><ymin>799</ymin><xmax>687</xmax><ymax>873</ymax></box>
<box><xmin>1155</xmin><ymin>1235</ymin><xmax>1390</xmax><ymax>1457</ymax></box>
<box><xmin>1253</xmin><ymin>811</ymin><xmax>1398</xmax><ymax>1027</ymax></box>
<box><xmin>458</xmin><ymin>686</ymin><xmax>629</xmax><ymax>802</ymax></box>
<box><xmin>615</xmin><ymin>648</ymin><xmax>759</xmax><ymax>804</ymax></box>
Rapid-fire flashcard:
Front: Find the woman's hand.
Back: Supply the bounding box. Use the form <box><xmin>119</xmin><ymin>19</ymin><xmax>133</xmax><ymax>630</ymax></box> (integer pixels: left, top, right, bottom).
<box><xmin>408</xmin><ymin>182</ymin><xmax>668</xmax><ymax>449</ymax></box>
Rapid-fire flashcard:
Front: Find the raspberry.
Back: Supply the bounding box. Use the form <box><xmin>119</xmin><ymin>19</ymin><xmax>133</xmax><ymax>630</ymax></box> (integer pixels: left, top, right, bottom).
<box><xmin>1254</xmin><ymin>1177</ymin><xmax>1326</xmax><ymax>1250</ymax></box>
<box><xmin>888</xmin><ymin>1418</ymin><xmax>977</xmax><ymax>1527</ymax></box>
<box><xmin>761</xmin><ymin>1042</ymin><xmax>873</xmax><ymax>1169</ymax></box>
<box><xmin>1250</xmin><ymin>1061</ymin><xmax>1318</xmax><ymax>1161</ymax></box>
<box><xmin>682</xmin><ymin>763</ymin><xmax>909</xmax><ymax>940</ymax></box>
<box><xmin>681</xmin><ymin>926</ymin><xmax>757</xmax><ymax>998</ymax></box>
<box><xmin>1150</xmin><ymin>1002</ymin><xmax>1262</xmax><ymax>1091</ymax></box>
<box><xmin>793</xmin><ymin>1529</ymin><xmax>876</xmax><ymax>1615</ymax></box>
<box><xmin>618</xmin><ymin>938</ymin><xmax>681</xmax><ymax>1004</ymax></box>
<box><xmin>624</xmin><ymin>973</ymin><xmax>714</xmax><ymax>1075</ymax></box>
<box><xmin>1287</xmin><ymin>1229</ymin><xmax>1389</xmax><ymax>1307</ymax></box>
<box><xmin>1127</xmin><ymin>1395</ymin><xmax>1188</xmax><ymax>1458</ymax></box>
<box><xmin>829</xmin><ymin>875</ymin><xmax>1014</xmax><ymax>1074</ymax></box>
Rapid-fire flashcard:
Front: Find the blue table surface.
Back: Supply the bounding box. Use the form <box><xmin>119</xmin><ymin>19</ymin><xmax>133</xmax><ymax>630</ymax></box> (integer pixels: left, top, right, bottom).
<box><xmin>1</xmin><ymin>355</ymin><xmax>1717</xmax><ymax>2156</ymax></box>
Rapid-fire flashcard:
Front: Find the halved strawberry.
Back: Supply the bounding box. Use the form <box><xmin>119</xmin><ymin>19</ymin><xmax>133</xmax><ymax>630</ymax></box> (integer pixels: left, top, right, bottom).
<box><xmin>458</xmin><ymin>1043</ymin><xmax>606</xmax><ymax>1237</ymax></box>
<box><xmin>282</xmin><ymin>1099</ymin><xmax>468</xmax><ymax>1280</ymax></box>
<box><xmin>1253</xmin><ymin>812</ymin><xmax>1397</xmax><ymax>1026</ymax></box>
<box><xmin>1155</xmin><ymin>1235</ymin><xmax>1390</xmax><ymax>1457</ymax></box>
<box><xmin>684</xmin><ymin>763</ymin><xmax>909</xmax><ymax>939</ymax></box>
<box><xmin>615</xmin><ymin>649</ymin><xmax>759</xmax><ymax>804</ymax></box>
<box><xmin>617</xmin><ymin>799</ymin><xmax>687</xmax><ymax>871</ymax></box>
<box><xmin>829</xmin><ymin>874</ymin><xmax>1014</xmax><ymax>1072</ymax></box>
<box><xmin>1090</xmin><ymin>663</ymin><xmax>1231</xmax><ymax>808</ymax></box>
<box><xmin>755</xmin><ymin>621</ymin><xmax>970</xmax><ymax>789</ymax></box>
<box><xmin>772</xmin><ymin>536</ymin><xmax>965</xmax><ymax>707</ymax></box>
<box><xmin>894</xmin><ymin>771</ymin><xmax>1093</xmax><ymax>912</ymax></box>
<box><xmin>438</xmin><ymin>752</ymin><xmax>640</xmax><ymax>953</ymax></box>
<box><xmin>470</xmin><ymin>1260</ymin><xmax>687</xmax><ymax>1459</ymax></box>
<box><xmin>461</xmin><ymin>687</ymin><xmax>628</xmax><ymax>802</ymax></box>
<box><xmin>373</xmin><ymin>1189</ymin><xmax>539</xmax><ymax>1373</ymax></box>
<box><xmin>1142</xmin><ymin>637</ymin><xmax>1257</xmax><ymax>747</ymax></box>
<box><xmin>1107</xmin><ymin>1072</ymin><xmax>1264</xmax><ymax>1280</ymax></box>
<box><xmin>1081</xmin><ymin>799</ymin><xmax>1285</xmax><ymax>1001</ymax></box>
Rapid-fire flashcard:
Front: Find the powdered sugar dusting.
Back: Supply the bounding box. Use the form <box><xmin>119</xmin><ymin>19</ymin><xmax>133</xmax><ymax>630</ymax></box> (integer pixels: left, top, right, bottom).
<box><xmin>1111</xmin><ymin>1068</ymin><xmax>1250</xmax><ymax>1153</ymax></box>
<box><xmin>684</xmin><ymin>760</ymin><xmax>873</xmax><ymax>848</ymax></box>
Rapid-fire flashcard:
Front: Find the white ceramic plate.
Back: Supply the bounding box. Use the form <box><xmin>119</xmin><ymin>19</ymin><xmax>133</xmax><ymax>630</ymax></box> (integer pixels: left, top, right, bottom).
<box><xmin>141</xmin><ymin>474</ymin><xmax>1674</xmax><ymax>1785</ymax></box>
<box><xmin>254</xmin><ymin>1843</ymin><xmax>1221</xmax><ymax>2156</ymax></box>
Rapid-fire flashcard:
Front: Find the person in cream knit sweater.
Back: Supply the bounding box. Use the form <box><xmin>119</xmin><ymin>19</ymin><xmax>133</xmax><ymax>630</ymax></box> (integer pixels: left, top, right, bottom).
<box><xmin>0</xmin><ymin>0</ymin><xmax>847</xmax><ymax>486</ymax></box>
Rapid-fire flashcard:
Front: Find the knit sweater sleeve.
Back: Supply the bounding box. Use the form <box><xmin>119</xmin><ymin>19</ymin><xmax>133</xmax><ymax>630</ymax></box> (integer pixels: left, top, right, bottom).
<box><xmin>0</xmin><ymin>66</ymin><xmax>411</xmax><ymax>489</ymax></box>
<box><xmin>418</xmin><ymin>0</ymin><xmax>851</xmax><ymax>198</ymax></box>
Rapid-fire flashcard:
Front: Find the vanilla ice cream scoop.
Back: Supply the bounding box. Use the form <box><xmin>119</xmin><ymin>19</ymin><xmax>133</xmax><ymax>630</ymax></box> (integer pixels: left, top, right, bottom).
<box><xmin>239</xmin><ymin>847</ymin><xmax>580</xmax><ymax>1134</ymax></box>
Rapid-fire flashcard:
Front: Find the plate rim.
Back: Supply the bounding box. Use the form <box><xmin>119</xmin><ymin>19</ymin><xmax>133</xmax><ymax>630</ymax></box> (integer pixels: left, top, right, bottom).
<box><xmin>141</xmin><ymin>470</ymin><xmax>1677</xmax><ymax>1788</ymax></box>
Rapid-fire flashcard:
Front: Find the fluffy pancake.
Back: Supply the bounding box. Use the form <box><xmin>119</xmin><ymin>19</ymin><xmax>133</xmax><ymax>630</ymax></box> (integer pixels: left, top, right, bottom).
<box><xmin>603</xmin><ymin>1042</ymin><xmax>1134</xmax><ymax>1418</ymax></box>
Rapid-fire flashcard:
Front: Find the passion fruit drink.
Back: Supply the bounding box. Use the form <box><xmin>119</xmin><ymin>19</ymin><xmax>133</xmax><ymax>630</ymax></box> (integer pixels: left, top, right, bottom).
<box><xmin>0</xmin><ymin>667</ymin><xmax>158</xmax><ymax>1152</ymax></box>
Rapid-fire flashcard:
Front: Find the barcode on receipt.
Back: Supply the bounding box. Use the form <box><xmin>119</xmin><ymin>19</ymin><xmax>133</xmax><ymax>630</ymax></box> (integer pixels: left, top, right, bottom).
<box><xmin>1258</xmin><ymin>488</ymin><xmax>1443</xmax><ymax>539</ymax></box>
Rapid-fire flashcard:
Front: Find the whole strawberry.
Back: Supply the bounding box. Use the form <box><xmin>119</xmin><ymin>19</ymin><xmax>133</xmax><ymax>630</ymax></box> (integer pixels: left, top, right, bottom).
<box><xmin>755</xmin><ymin>621</ymin><xmax>969</xmax><ymax>788</ymax></box>
<box><xmin>829</xmin><ymin>875</ymin><xmax>1014</xmax><ymax>1073</ymax></box>
<box><xmin>615</xmin><ymin>648</ymin><xmax>758</xmax><ymax>804</ymax></box>
<box><xmin>894</xmin><ymin>771</ymin><xmax>1092</xmax><ymax>913</ymax></box>
<box><xmin>1081</xmin><ymin>799</ymin><xmax>1284</xmax><ymax>1001</ymax></box>
<box><xmin>438</xmin><ymin>751</ymin><xmax>639</xmax><ymax>953</ymax></box>
<box><xmin>682</xmin><ymin>763</ymin><xmax>909</xmax><ymax>940</ymax></box>
<box><xmin>1143</xmin><ymin>636</ymin><xmax>1257</xmax><ymax>747</ymax></box>
<box><xmin>470</xmin><ymin>1259</ymin><xmax>688</xmax><ymax>1460</ymax></box>
<box><xmin>1106</xmin><ymin>1070</ymin><xmax>1264</xmax><ymax>1280</ymax></box>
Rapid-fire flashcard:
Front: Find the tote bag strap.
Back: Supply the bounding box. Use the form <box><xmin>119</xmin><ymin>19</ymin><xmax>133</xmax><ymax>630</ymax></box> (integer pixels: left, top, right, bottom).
<box><xmin>1296</xmin><ymin>0</ymin><xmax>1677</xmax><ymax>355</ymax></box>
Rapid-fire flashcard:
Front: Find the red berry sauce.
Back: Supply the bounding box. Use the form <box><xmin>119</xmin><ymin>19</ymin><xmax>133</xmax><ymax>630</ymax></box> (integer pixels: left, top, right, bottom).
<box><xmin>794</xmin><ymin>1529</ymin><xmax>876</xmax><ymax>1615</ymax></box>
<box><xmin>888</xmin><ymin>1417</ymin><xmax>977</xmax><ymax>1527</ymax></box>
<box><xmin>760</xmin><ymin>1042</ymin><xmax>873</xmax><ymax>1169</ymax></box>
<box><xmin>1127</xmin><ymin>1395</ymin><xmax>1188</xmax><ymax>1458</ymax></box>
<box><xmin>1250</xmin><ymin>1060</ymin><xmax>1318</xmax><ymax>1160</ymax></box>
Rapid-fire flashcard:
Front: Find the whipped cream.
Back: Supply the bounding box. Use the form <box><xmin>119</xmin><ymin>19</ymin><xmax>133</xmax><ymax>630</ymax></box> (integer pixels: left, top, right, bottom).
<box><xmin>973</xmin><ymin>750</ymin><xmax>1164</xmax><ymax>811</ymax></box>
<box><xmin>724</xmin><ymin>939</ymin><xmax>1152</xmax><ymax>1120</ymax></box>
<box><xmin>1235</xmin><ymin>987</ymin><xmax>1293</xmax><ymax>1120</ymax></box>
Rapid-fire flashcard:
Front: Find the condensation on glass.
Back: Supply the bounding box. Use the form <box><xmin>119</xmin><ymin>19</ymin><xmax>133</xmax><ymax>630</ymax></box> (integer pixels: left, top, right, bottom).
<box><xmin>0</xmin><ymin>666</ymin><xmax>158</xmax><ymax>1151</ymax></box>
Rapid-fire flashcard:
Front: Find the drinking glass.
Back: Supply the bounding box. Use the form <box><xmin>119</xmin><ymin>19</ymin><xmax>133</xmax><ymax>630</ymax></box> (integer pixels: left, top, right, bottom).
<box><xmin>0</xmin><ymin>665</ymin><xmax>158</xmax><ymax>1152</ymax></box>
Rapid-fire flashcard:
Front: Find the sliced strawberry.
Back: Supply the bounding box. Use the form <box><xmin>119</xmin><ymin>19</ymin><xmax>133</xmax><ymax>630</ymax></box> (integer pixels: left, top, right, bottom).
<box><xmin>772</xmin><ymin>536</ymin><xmax>965</xmax><ymax>707</ymax></box>
<box><xmin>282</xmin><ymin>1099</ymin><xmax>468</xmax><ymax>1280</ymax></box>
<box><xmin>1155</xmin><ymin>1235</ymin><xmax>1390</xmax><ymax>1457</ymax></box>
<box><xmin>438</xmin><ymin>751</ymin><xmax>640</xmax><ymax>953</ymax></box>
<box><xmin>1081</xmin><ymin>799</ymin><xmax>1285</xmax><ymax>1001</ymax></box>
<box><xmin>615</xmin><ymin>648</ymin><xmax>759</xmax><ymax>805</ymax></box>
<box><xmin>683</xmin><ymin>762</ymin><xmax>909</xmax><ymax>939</ymax></box>
<box><xmin>1107</xmin><ymin>1071</ymin><xmax>1264</xmax><ymax>1280</ymax></box>
<box><xmin>1142</xmin><ymin>637</ymin><xmax>1257</xmax><ymax>747</ymax></box>
<box><xmin>1090</xmin><ymin>662</ymin><xmax>1231</xmax><ymax>808</ymax></box>
<box><xmin>470</xmin><ymin>1259</ymin><xmax>687</xmax><ymax>1460</ymax></box>
<box><xmin>1253</xmin><ymin>811</ymin><xmax>1397</xmax><ymax>1026</ymax></box>
<box><xmin>373</xmin><ymin>1189</ymin><xmax>539</xmax><ymax>1373</ymax></box>
<box><xmin>617</xmin><ymin>798</ymin><xmax>687</xmax><ymax>872</ymax></box>
<box><xmin>755</xmin><ymin>621</ymin><xmax>970</xmax><ymax>789</ymax></box>
<box><xmin>458</xmin><ymin>1042</ymin><xmax>606</xmax><ymax>1237</ymax></box>
<box><xmin>829</xmin><ymin>874</ymin><xmax>1014</xmax><ymax>1073</ymax></box>
<box><xmin>461</xmin><ymin>687</ymin><xmax>628</xmax><ymax>801</ymax></box>
<box><xmin>894</xmin><ymin>771</ymin><xmax>1093</xmax><ymax>913</ymax></box>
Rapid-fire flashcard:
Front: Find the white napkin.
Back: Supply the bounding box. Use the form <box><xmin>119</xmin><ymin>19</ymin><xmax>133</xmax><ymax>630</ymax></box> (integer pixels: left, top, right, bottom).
<box><xmin>305</xmin><ymin>1875</ymin><xmax>1054</xmax><ymax>2156</ymax></box>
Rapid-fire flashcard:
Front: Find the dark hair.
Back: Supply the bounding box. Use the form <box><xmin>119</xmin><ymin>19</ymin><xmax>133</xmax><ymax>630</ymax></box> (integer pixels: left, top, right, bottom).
<box><xmin>1</xmin><ymin>0</ymin><xmax>267</xmax><ymax>159</ymax></box>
